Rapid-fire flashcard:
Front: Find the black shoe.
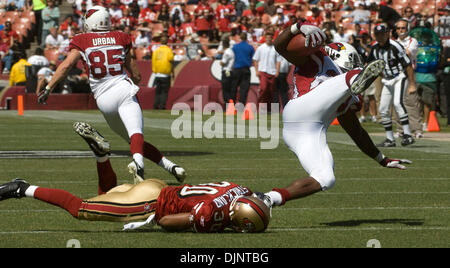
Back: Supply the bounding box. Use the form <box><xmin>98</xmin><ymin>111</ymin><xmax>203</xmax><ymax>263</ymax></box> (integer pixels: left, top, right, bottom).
<box><xmin>73</xmin><ymin>122</ymin><xmax>110</xmax><ymax>157</ymax></box>
<box><xmin>350</xmin><ymin>59</ymin><xmax>385</xmax><ymax>95</ymax></box>
<box><xmin>0</xmin><ymin>179</ymin><xmax>29</xmax><ymax>201</ymax></box>
<box><xmin>401</xmin><ymin>134</ymin><xmax>415</xmax><ymax>146</ymax></box>
<box><xmin>377</xmin><ymin>138</ymin><xmax>396</xmax><ymax>147</ymax></box>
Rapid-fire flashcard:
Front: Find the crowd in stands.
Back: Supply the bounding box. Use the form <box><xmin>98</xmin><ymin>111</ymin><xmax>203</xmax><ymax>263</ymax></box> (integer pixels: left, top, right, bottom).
<box><xmin>0</xmin><ymin>0</ymin><xmax>449</xmax><ymax>126</ymax></box>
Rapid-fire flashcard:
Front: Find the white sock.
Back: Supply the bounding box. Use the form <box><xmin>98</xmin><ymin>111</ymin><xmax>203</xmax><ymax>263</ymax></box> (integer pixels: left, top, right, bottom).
<box><xmin>96</xmin><ymin>155</ymin><xmax>109</xmax><ymax>163</ymax></box>
<box><xmin>386</xmin><ymin>130</ymin><xmax>394</xmax><ymax>141</ymax></box>
<box><xmin>133</xmin><ymin>153</ymin><xmax>145</xmax><ymax>168</ymax></box>
<box><xmin>158</xmin><ymin>157</ymin><xmax>176</xmax><ymax>172</ymax></box>
<box><xmin>266</xmin><ymin>191</ymin><xmax>282</xmax><ymax>206</ymax></box>
<box><xmin>25</xmin><ymin>185</ymin><xmax>39</xmax><ymax>198</ymax></box>
<box><xmin>403</xmin><ymin>124</ymin><xmax>412</xmax><ymax>135</ymax></box>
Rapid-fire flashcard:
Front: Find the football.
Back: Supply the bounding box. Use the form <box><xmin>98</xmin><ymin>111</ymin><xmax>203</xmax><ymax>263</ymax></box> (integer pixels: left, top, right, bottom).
<box><xmin>286</xmin><ymin>33</ymin><xmax>321</xmax><ymax>57</ymax></box>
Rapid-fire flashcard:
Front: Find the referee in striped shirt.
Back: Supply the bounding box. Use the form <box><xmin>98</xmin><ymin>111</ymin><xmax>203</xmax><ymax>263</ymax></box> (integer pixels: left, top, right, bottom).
<box><xmin>367</xmin><ymin>24</ymin><xmax>416</xmax><ymax>147</ymax></box>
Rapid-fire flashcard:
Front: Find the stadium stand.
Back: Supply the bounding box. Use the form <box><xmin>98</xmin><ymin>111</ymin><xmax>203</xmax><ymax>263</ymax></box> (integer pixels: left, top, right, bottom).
<box><xmin>0</xmin><ymin>0</ymin><xmax>448</xmax><ymax>113</ymax></box>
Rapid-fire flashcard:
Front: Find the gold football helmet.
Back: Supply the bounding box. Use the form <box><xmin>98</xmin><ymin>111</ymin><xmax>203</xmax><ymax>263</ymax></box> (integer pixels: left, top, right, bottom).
<box><xmin>229</xmin><ymin>196</ymin><xmax>271</xmax><ymax>233</ymax></box>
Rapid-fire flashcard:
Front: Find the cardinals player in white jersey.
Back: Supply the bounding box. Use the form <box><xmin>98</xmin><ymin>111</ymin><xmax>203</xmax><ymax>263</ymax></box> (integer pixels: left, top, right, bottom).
<box><xmin>259</xmin><ymin>21</ymin><xmax>413</xmax><ymax>206</ymax></box>
<box><xmin>36</xmin><ymin>6</ymin><xmax>186</xmax><ymax>183</ymax></box>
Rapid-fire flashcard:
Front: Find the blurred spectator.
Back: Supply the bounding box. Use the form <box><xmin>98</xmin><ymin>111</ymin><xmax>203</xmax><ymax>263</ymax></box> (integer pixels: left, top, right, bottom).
<box><xmin>306</xmin><ymin>7</ymin><xmax>324</xmax><ymax>27</ymax></box>
<box><xmin>135</xmin><ymin>27</ymin><xmax>151</xmax><ymax>47</ymax></box>
<box><xmin>263</xmin><ymin>0</ymin><xmax>277</xmax><ymax>16</ymax></box>
<box><xmin>342</xmin><ymin>1</ymin><xmax>371</xmax><ymax>24</ymax></box>
<box><xmin>152</xmin><ymin>35</ymin><xmax>174</xmax><ymax>110</ymax></box>
<box><xmin>231</xmin><ymin>32</ymin><xmax>255</xmax><ymax>105</ymax></box>
<box><xmin>138</xmin><ymin>4</ymin><xmax>157</xmax><ymax>24</ymax></box>
<box><xmin>36</xmin><ymin>60</ymin><xmax>57</xmax><ymax>95</ymax></box>
<box><xmin>26</xmin><ymin>47</ymin><xmax>49</xmax><ymax>92</ymax></box>
<box><xmin>274</xmin><ymin>51</ymin><xmax>290</xmax><ymax>108</ymax></box>
<box><xmin>216</xmin><ymin>0</ymin><xmax>235</xmax><ymax>33</ymax></box>
<box><xmin>32</xmin><ymin>0</ymin><xmax>47</xmax><ymax>46</ymax></box>
<box><xmin>58</xmin><ymin>31</ymin><xmax>71</xmax><ymax>60</ymax></box>
<box><xmin>396</xmin><ymin>19</ymin><xmax>422</xmax><ymax>138</ymax></box>
<box><xmin>194</xmin><ymin>0</ymin><xmax>215</xmax><ymax>38</ymax></box>
<box><xmin>45</xmin><ymin>27</ymin><xmax>64</xmax><ymax>49</ymax></box>
<box><xmin>242</xmin><ymin>1</ymin><xmax>263</xmax><ymax>20</ymax></box>
<box><xmin>253</xmin><ymin>32</ymin><xmax>280</xmax><ymax>112</ymax></box>
<box><xmin>333</xmin><ymin>24</ymin><xmax>350</xmax><ymax>42</ymax></box>
<box><xmin>9</xmin><ymin>51</ymin><xmax>30</xmax><ymax>86</ymax></box>
<box><xmin>271</xmin><ymin>8</ymin><xmax>289</xmax><ymax>26</ymax></box>
<box><xmin>120</xmin><ymin>8</ymin><xmax>138</xmax><ymax>28</ymax></box>
<box><xmin>444</xmin><ymin>47</ymin><xmax>450</xmax><ymax>126</ymax></box>
<box><xmin>402</xmin><ymin>6</ymin><xmax>417</xmax><ymax>29</ymax></box>
<box><xmin>41</xmin><ymin>0</ymin><xmax>60</xmax><ymax>48</ymax></box>
<box><xmin>59</xmin><ymin>15</ymin><xmax>78</xmax><ymax>37</ymax></box>
<box><xmin>185</xmin><ymin>33</ymin><xmax>204</xmax><ymax>60</ymax></box>
<box><xmin>1</xmin><ymin>21</ymin><xmax>19</xmax><ymax>47</ymax></box>
<box><xmin>157</xmin><ymin>4</ymin><xmax>171</xmax><ymax>23</ymax></box>
<box><xmin>27</xmin><ymin>47</ymin><xmax>49</xmax><ymax>67</ymax></box>
<box><xmin>435</xmin><ymin>8</ymin><xmax>450</xmax><ymax>36</ymax></box>
<box><xmin>109</xmin><ymin>0</ymin><xmax>123</xmax><ymax>26</ymax></box>
<box><xmin>1</xmin><ymin>48</ymin><xmax>13</xmax><ymax>74</ymax></box>
<box><xmin>220</xmin><ymin>38</ymin><xmax>235</xmax><ymax>103</ymax></box>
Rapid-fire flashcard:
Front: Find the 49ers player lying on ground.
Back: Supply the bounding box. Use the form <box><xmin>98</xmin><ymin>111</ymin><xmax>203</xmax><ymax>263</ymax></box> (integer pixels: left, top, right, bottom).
<box><xmin>0</xmin><ymin>123</ymin><xmax>277</xmax><ymax>233</ymax></box>
<box><xmin>36</xmin><ymin>6</ymin><xmax>186</xmax><ymax>184</ymax></box>
<box><xmin>265</xmin><ymin>21</ymin><xmax>412</xmax><ymax>204</ymax></box>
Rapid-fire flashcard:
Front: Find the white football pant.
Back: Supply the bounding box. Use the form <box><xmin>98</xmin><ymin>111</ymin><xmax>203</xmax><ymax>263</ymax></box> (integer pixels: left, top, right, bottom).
<box><xmin>95</xmin><ymin>79</ymin><xmax>143</xmax><ymax>142</ymax></box>
<box><xmin>283</xmin><ymin>72</ymin><xmax>356</xmax><ymax>191</ymax></box>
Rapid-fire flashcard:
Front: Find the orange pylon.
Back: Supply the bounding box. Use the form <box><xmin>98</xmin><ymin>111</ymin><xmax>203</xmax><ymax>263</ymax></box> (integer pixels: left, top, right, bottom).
<box><xmin>225</xmin><ymin>99</ymin><xmax>237</xmax><ymax>115</ymax></box>
<box><xmin>242</xmin><ymin>103</ymin><xmax>254</xmax><ymax>120</ymax></box>
<box><xmin>331</xmin><ymin>117</ymin><xmax>339</xmax><ymax>125</ymax></box>
<box><xmin>427</xmin><ymin>111</ymin><xmax>440</xmax><ymax>132</ymax></box>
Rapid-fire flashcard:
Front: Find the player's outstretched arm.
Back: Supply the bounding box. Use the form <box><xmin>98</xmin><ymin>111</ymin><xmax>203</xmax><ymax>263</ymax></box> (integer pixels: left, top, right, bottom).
<box><xmin>338</xmin><ymin>110</ymin><xmax>412</xmax><ymax>170</ymax></box>
<box><xmin>158</xmin><ymin>213</ymin><xmax>193</xmax><ymax>232</ymax></box>
<box><xmin>37</xmin><ymin>49</ymin><xmax>81</xmax><ymax>104</ymax></box>
<box><xmin>125</xmin><ymin>48</ymin><xmax>141</xmax><ymax>85</ymax></box>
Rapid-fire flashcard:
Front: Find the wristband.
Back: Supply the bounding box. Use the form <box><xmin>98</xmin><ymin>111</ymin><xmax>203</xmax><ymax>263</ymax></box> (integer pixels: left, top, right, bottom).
<box><xmin>290</xmin><ymin>23</ymin><xmax>300</xmax><ymax>35</ymax></box>
<box><xmin>45</xmin><ymin>85</ymin><xmax>51</xmax><ymax>91</ymax></box>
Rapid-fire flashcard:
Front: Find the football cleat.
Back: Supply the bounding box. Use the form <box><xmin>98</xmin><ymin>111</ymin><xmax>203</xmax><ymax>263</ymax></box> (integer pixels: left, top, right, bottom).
<box><xmin>252</xmin><ymin>192</ymin><xmax>273</xmax><ymax>217</ymax></box>
<box><xmin>0</xmin><ymin>179</ymin><xmax>29</xmax><ymax>201</ymax></box>
<box><xmin>350</xmin><ymin>59</ymin><xmax>385</xmax><ymax>95</ymax></box>
<box><xmin>376</xmin><ymin>138</ymin><xmax>396</xmax><ymax>147</ymax></box>
<box><xmin>128</xmin><ymin>160</ymin><xmax>144</xmax><ymax>184</ymax></box>
<box><xmin>401</xmin><ymin>134</ymin><xmax>415</xmax><ymax>146</ymax></box>
<box><xmin>171</xmin><ymin>165</ymin><xmax>186</xmax><ymax>184</ymax></box>
<box><xmin>73</xmin><ymin>122</ymin><xmax>110</xmax><ymax>157</ymax></box>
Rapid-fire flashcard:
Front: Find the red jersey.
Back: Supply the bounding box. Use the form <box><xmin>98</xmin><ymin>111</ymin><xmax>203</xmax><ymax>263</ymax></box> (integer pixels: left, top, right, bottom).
<box><xmin>292</xmin><ymin>48</ymin><xmax>342</xmax><ymax>99</ymax></box>
<box><xmin>69</xmin><ymin>31</ymin><xmax>133</xmax><ymax>99</ymax></box>
<box><xmin>155</xmin><ymin>182</ymin><xmax>252</xmax><ymax>233</ymax></box>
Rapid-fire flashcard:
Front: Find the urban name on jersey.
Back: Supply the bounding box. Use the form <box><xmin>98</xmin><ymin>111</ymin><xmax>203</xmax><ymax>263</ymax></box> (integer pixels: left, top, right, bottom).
<box><xmin>92</xmin><ymin>37</ymin><xmax>117</xmax><ymax>46</ymax></box>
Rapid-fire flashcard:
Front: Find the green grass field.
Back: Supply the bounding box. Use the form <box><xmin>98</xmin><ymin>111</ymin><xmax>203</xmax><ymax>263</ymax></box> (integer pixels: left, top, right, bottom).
<box><xmin>0</xmin><ymin>110</ymin><xmax>449</xmax><ymax>248</ymax></box>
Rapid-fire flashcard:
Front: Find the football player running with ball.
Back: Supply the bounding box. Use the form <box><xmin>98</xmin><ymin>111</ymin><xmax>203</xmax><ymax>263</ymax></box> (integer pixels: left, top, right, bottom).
<box><xmin>36</xmin><ymin>6</ymin><xmax>186</xmax><ymax>183</ymax></box>
<box><xmin>263</xmin><ymin>21</ymin><xmax>412</xmax><ymax>206</ymax></box>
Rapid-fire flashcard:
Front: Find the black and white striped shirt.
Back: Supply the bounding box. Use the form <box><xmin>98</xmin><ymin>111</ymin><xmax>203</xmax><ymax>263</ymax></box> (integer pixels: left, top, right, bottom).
<box><xmin>368</xmin><ymin>39</ymin><xmax>411</xmax><ymax>79</ymax></box>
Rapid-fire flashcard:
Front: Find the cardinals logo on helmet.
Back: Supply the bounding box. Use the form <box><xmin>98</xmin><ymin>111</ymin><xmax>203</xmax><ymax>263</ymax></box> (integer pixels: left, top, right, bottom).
<box><xmin>328</xmin><ymin>42</ymin><xmax>346</xmax><ymax>51</ymax></box>
<box><xmin>85</xmin><ymin>9</ymin><xmax>99</xmax><ymax>19</ymax></box>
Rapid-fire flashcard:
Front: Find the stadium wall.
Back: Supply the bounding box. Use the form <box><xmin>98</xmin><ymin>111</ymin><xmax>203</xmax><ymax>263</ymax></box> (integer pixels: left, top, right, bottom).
<box><xmin>0</xmin><ymin>60</ymin><xmax>279</xmax><ymax>110</ymax></box>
